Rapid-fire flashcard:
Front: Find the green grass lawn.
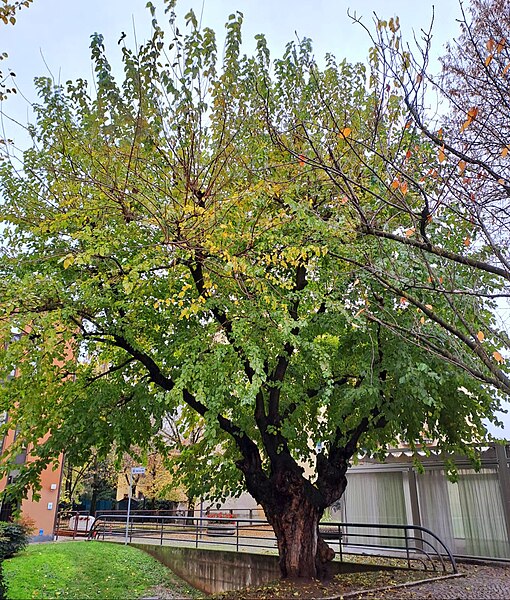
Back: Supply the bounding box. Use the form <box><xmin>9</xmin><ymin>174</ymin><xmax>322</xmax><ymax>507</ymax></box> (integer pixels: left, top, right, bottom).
<box><xmin>3</xmin><ymin>540</ymin><xmax>201</xmax><ymax>599</ymax></box>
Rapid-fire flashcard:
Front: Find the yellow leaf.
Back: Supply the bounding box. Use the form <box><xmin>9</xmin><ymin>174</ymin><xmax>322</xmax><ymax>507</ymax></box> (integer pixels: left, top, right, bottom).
<box><xmin>405</xmin><ymin>227</ymin><xmax>415</xmax><ymax>237</ymax></box>
<box><xmin>503</xmin><ymin>63</ymin><xmax>510</xmax><ymax>76</ymax></box>
<box><xmin>486</xmin><ymin>54</ymin><xmax>494</xmax><ymax>67</ymax></box>
<box><xmin>497</xmin><ymin>38</ymin><xmax>506</xmax><ymax>54</ymax></box>
<box><xmin>400</xmin><ymin>181</ymin><xmax>409</xmax><ymax>195</ymax></box>
<box><xmin>391</xmin><ymin>179</ymin><xmax>400</xmax><ymax>190</ymax></box>
<box><xmin>438</xmin><ymin>146</ymin><xmax>446</xmax><ymax>163</ymax></box>
<box><xmin>63</xmin><ymin>255</ymin><xmax>74</xmax><ymax>269</ymax></box>
<box><xmin>340</xmin><ymin>127</ymin><xmax>352</xmax><ymax>139</ymax></box>
<box><xmin>493</xmin><ymin>351</ymin><xmax>505</xmax><ymax>364</ymax></box>
<box><xmin>502</xmin><ymin>146</ymin><xmax>509</xmax><ymax>157</ymax></box>
<box><xmin>476</xmin><ymin>331</ymin><xmax>485</xmax><ymax>342</ymax></box>
<box><xmin>420</xmin><ymin>316</ymin><xmax>425</xmax><ymax>324</ymax></box>
<box><xmin>458</xmin><ymin>160</ymin><xmax>467</xmax><ymax>173</ymax></box>
<box><xmin>425</xmin><ymin>304</ymin><xmax>433</xmax><ymax>311</ymax></box>
<box><xmin>467</xmin><ymin>107</ymin><xmax>479</xmax><ymax>119</ymax></box>
<box><xmin>499</xmin><ymin>178</ymin><xmax>506</xmax><ymax>185</ymax></box>
<box><xmin>464</xmin><ymin>236</ymin><xmax>471</xmax><ymax>246</ymax></box>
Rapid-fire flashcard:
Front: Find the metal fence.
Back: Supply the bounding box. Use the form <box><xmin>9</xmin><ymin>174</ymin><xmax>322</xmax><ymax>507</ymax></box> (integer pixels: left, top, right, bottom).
<box><xmin>88</xmin><ymin>513</ymin><xmax>457</xmax><ymax>574</ymax></box>
<box><xmin>55</xmin><ymin>510</ymin><xmax>93</xmax><ymax>539</ymax></box>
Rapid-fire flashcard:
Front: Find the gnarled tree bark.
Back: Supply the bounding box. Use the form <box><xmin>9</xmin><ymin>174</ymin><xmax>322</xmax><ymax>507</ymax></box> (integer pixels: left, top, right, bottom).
<box><xmin>239</xmin><ymin>449</ymin><xmax>348</xmax><ymax>580</ymax></box>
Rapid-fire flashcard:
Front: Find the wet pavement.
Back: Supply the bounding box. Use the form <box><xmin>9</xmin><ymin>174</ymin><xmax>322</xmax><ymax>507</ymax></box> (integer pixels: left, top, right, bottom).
<box><xmin>354</xmin><ymin>563</ymin><xmax>510</xmax><ymax>599</ymax></box>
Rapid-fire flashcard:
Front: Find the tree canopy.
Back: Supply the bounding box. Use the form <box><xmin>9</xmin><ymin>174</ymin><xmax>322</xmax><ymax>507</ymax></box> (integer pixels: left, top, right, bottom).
<box><xmin>0</xmin><ymin>0</ymin><xmax>506</xmax><ymax>579</ymax></box>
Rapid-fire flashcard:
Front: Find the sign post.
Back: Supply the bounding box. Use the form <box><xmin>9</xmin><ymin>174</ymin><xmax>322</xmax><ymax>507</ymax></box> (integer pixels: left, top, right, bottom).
<box><xmin>125</xmin><ymin>466</ymin><xmax>145</xmax><ymax>545</ymax></box>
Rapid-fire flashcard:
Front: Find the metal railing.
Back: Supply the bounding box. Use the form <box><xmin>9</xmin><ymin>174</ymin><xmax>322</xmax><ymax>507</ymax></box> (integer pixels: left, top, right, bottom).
<box><xmin>55</xmin><ymin>510</ymin><xmax>92</xmax><ymax>539</ymax></box>
<box><xmin>319</xmin><ymin>521</ymin><xmax>457</xmax><ymax>572</ymax></box>
<box><xmin>94</xmin><ymin>508</ymin><xmax>265</xmax><ymax>520</ymax></box>
<box><xmin>88</xmin><ymin>513</ymin><xmax>457</xmax><ymax>573</ymax></box>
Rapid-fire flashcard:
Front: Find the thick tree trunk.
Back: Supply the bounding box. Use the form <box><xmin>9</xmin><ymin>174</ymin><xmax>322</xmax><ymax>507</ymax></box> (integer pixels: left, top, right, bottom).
<box><xmin>250</xmin><ymin>465</ymin><xmax>339</xmax><ymax>580</ymax></box>
<box><xmin>235</xmin><ymin>423</ymin><xmax>349</xmax><ymax>581</ymax></box>
<box><xmin>268</xmin><ymin>498</ymin><xmax>323</xmax><ymax>579</ymax></box>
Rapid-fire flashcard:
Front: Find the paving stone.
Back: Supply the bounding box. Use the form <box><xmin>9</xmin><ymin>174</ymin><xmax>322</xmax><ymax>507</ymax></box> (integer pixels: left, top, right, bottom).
<box><xmin>367</xmin><ymin>564</ymin><xmax>510</xmax><ymax>599</ymax></box>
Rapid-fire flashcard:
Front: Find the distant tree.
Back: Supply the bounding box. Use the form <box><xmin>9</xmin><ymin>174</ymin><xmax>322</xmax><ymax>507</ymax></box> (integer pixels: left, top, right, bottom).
<box><xmin>158</xmin><ymin>409</ymin><xmax>205</xmax><ymax>519</ymax></box>
<box><xmin>81</xmin><ymin>455</ymin><xmax>117</xmax><ymax>515</ymax></box>
<box><xmin>364</xmin><ymin>2</ymin><xmax>510</xmax><ymax>392</ymax></box>
<box><xmin>120</xmin><ymin>450</ymin><xmax>185</xmax><ymax>507</ymax></box>
<box><xmin>60</xmin><ymin>451</ymin><xmax>117</xmax><ymax>515</ymax></box>
<box><xmin>60</xmin><ymin>459</ymin><xmax>90</xmax><ymax>508</ymax></box>
<box><xmin>268</xmin><ymin>4</ymin><xmax>510</xmax><ymax>402</ymax></box>
<box><xmin>0</xmin><ymin>1</ymin><xmax>503</xmax><ymax>580</ymax></box>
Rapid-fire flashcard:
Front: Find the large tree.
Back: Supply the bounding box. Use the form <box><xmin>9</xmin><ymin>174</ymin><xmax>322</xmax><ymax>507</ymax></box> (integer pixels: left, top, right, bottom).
<box><xmin>0</xmin><ymin>2</ymin><xmax>503</xmax><ymax>579</ymax></box>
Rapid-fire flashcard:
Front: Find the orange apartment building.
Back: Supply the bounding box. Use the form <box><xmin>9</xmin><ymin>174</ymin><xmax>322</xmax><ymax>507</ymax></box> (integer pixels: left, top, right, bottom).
<box><xmin>0</xmin><ymin>332</ymin><xmax>64</xmax><ymax>540</ymax></box>
<box><xmin>0</xmin><ymin>422</ymin><xmax>63</xmax><ymax>540</ymax></box>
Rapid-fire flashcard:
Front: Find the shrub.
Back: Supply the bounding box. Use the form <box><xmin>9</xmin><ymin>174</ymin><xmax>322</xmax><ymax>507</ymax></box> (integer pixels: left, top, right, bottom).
<box><xmin>0</xmin><ymin>518</ymin><xmax>34</xmax><ymax>599</ymax></box>
<box><xmin>0</xmin><ymin>519</ymin><xmax>33</xmax><ymax>561</ymax></box>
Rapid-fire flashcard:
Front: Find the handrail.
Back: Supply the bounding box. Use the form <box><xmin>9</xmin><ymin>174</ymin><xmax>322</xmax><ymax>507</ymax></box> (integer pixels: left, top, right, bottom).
<box><xmin>319</xmin><ymin>521</ymin><xmax>456</xmax><ymax>573</ymax></box>
<box><xmin>88</xmin><ymin>514</ymin><xmax>457</xmax><ymax>574</ymax></box>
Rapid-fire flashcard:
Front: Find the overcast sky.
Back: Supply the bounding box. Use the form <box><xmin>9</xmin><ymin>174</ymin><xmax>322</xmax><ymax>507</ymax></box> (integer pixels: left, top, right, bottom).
<box><xmin>2</xmin><ymin>0</ymin><xmax>465</xmax><ymax>148</ymax></box>
<box><xmin>2</xmin><ymin>0</ymin><xmax>508</xmax><ymax>437</ymax></box>
<box><xmin>3</xmin><ymin>0</ymin><xmax>463</xmax><ymax>110</ymax></box>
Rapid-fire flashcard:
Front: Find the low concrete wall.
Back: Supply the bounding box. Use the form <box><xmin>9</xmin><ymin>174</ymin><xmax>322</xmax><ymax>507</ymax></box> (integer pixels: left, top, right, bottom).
<box><xmin>29</xmin><ymin>534</ymin><xmax>54</xmax><ymax>543</ymax></box>
<box><xmin>132</xmin><ymin>544</ymin><xmax>386</xmax><ymax>594</ymax></box>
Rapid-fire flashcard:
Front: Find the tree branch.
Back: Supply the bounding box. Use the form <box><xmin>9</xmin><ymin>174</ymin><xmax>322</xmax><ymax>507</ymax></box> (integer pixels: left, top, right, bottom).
<box><xmin>359</xmin><ymin>225</ymin><xmax>510</xmax><ymax>281</ymax></box>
